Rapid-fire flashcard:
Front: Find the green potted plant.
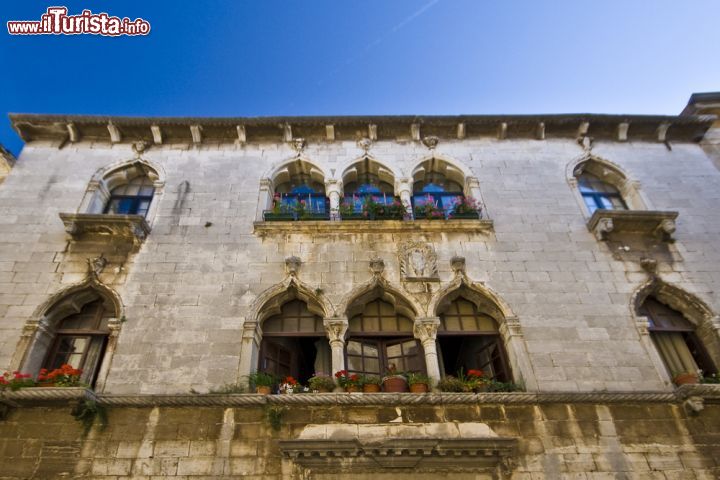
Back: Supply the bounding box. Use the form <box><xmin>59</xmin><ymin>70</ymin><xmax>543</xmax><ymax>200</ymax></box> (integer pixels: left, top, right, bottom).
<box><xmin>339</xmin><ymin>200</ymin><xmax>363</xmax><ymax>220</ymax></box>
<box><xmin>406</xmin><ymin>372</ymin><xmax>431</xmax><ymax>393</ymax></box>
<box><xmin>381</xmin><ymin>364</ymin><xmax>408</xmax><ymax>392</ymax></box>
<box><xmin>0</xmin><ymin>370</ymin><xmax>36</xmax><ymax>391</ymax></box>
<box><xmin>38</xmin><ymin>364</ymin><xmax>83</xmax><ymax>387</ymax></box>
<box><xmin>335</xmin><ymin>370</ymin><xmax>361</xmax><ymax>392</ymax></box>
<box><xmin>308</xmin><ymin>374</ymin><xmax>335</xmax><ymax>392</ymax></box>
<box><xmin>700</xmin><ymin>372</ymin><xmax>720</xmax><ymax>384</ymax></box>
<box><xmin>264</xmin><ymin>194</ymin><xmax>294</xmax><ymax>221</ymax></box>
<box><xmin>361</xmin><ymin>375</ymin><xmax>382</xmax><ymax>393</ymax></box>
<box><xmin>248</xmin><ymin>371</ymin><xmax>276</xmax><ymax>394</ymax></box>
<box><xmin>436</xmin><ymin>375</ymin><xmax>466</xmax><ymax>392</ymax></box>
<box><xmin>449</xmin><ymin>196</ymin><xmax>481</xmax><ymax>219</ymax></box>
<box><xmin>413</xmin><ymin>200</ymin><xmax>445</xmax><ymax>220</ymax></box>
<box><xmin>465</xmin><ymin>369</ymin><xmax>490</xmax><ymax>392</ymax></box>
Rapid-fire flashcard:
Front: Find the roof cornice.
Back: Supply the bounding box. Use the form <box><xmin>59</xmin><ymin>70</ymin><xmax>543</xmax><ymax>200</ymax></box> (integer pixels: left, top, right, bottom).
<box><xmin>9</xmin><ymin>112</ymin><xmax>716</xmax><ymax>145</ymax></box>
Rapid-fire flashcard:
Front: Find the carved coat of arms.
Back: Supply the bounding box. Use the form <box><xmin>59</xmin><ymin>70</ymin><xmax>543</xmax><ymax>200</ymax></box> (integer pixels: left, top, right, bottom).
<box><xmin>399</xmin><ymin>242</ymin><xmax>439</xmax><ymax>281</ymax></box>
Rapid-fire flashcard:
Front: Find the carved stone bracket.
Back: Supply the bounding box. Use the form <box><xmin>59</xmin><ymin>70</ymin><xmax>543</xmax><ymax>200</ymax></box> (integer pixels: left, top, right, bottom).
<box><xmin>59</xmin><ymin>213</ymin><xmax>150</xmax><ymax>247</ymax></box>
<box><xmin>357</xmin><ymin>138</ymin><xmax>372</xmax><ymax>152</ymax></box>
<box><xmin>291</xmin><ymin>138</ymin><xmax>306</xmax><ymax>154</ymax></box>
<box><xmin>587</xmin><ymin>209</ymin><xmax>678</xmax><ymax>242</ymax></box>
<box><xmin>683</xmin><ymin>396</ymin><xmax>705</xmax><ymax>415</ymax></box>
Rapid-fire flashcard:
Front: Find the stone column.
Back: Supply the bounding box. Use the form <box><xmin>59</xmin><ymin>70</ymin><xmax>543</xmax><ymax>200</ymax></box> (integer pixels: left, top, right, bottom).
<box><xmin>324</xmin><ymin>317</ymin><xmax>348</xmax><ymax>376</ymax></box>
<box><xmin>464</xmin><ymin>176</ymin><xmax>485</xmax><ymax>217</ymax></box>
<box><xmin>325</xmin><ymin>180</ymin><xmax>343</xmax><ymax>221</ymax></box>
<box><xmin>396</xmin><ymin>178</ymin><xmax>413</xmax><ymax>218</ymax></box>
<box><xmin>255</xmin><ymin>178</ymin><xmax>273</xmax><ymax>222</ymax></box>
<box><xmin>94</xmin><ymin>320</ymin><xmax>121</xmax><ymax>393</ymax></box>
<box><xmin>413</xmin><ymin>317</ymin><xmax>441</xmax><ymax>385</ymax></box>
<box><xmin>237</xmin><ymin>320</ymin><xmax>262</xmax><ymax>386</ymax></box>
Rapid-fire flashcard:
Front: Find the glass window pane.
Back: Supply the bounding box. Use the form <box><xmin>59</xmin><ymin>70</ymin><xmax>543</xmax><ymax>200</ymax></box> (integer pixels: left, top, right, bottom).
<box><xmin>346</xmin><ymin>341</ymin><xmax>362</xmax><ymax>355</ymax></box>
<box><xmin>363</xmin><ymin>344</ymin><xmax>378</xmax><ymax>357</ymax></box>
<box><xmin>365</xmin><ymin>358</ymin><xmax>380</xmax><ymax>374</ymax></box>
<box><xmin>386</xmin><ymin>343</ymin><xmax>401</xmax><ymax>357</ymax></box>
<box><xmin>583</xmin><ymin>196</ymin><xmax>598</xmax><ymax>214</ymax></box>
<box><xmin>347</xmin><ymin>356</ymin><xmax>362</xmax><ymax>371</ymax></box>
<box><xmin>403</xmin><ymin>341</ymin><xmax>418</xmax><ymax>356</ymax></box>
<box><xmin>610</xmin><ymin>197</ymin><xmax>627</xmax><ymax>210</ymax></box>
<box><xmin>599</xmin><ymin>196</ymin><xmax>614</xmax><ymax>209</ymax></box>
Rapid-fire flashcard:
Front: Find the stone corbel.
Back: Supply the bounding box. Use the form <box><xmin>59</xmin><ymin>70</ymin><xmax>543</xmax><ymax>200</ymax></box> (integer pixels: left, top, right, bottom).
<box><xmin>593</xmin><ymin>217</ymin><xmax>614</xmax><ymax>241</ymax></box>
<box><xmin>450</xmin><ymin>256</ymin><xmax>466</xmax><ymax>276</ymax></box>
<box><xmin>683</xmin><ymin>396</ymin><xmax>705</xmax><ymax>415</ymax></box>
<box><xmin>654</xmin><ymin>218</ymin><xmax>676</xmax><ymax>242</ymax></box>
<box><xmin>369</xmin><ymin>258</ymin><xmax>385</xmax><ymax>276</ymax></box>
<box><xmin>635</xmin><ymin>316</ymin><xmax>651</xmax><ymax>335</ymax></box>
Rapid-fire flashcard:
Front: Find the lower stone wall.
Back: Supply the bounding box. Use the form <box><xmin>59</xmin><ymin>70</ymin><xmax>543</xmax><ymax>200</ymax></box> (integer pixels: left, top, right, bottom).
<box><xmin>0</xmin><ymin>397</ymin><xmax>718</xmax><ymax>479</ymax></box>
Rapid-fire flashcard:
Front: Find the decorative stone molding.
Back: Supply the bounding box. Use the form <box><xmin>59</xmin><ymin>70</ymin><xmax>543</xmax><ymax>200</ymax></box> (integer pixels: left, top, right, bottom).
<box><xmin>399</xmin><ymin>241</ymin><xmax>439</xmax><ymax>282</ymax></box>
<box><xmin>279</xmin><ymin>423</ymin><xmax>517</xmax><ymax>475</ymax></box>
<box><xmin>369</xmin><ymin>257</ymin><xmax>385</xmax><ymax>276</ymax></box>
<box><xmin>87</xmin><ymin>255</ymin><xmax>108</xmax><ymax>278</ymax></box>
<box><xmin>683</xmin><ymin>396</ymin><xmax>705</xmax><ymax>415</ymax></box>
<box><xmin>7</xmin><ymin>387</ymin><xmax>720</xmax><ymax>409</ymax></box>
<box><xmin>59</xmin><ymin>213</ymin><xmax>151</xmax><ymax>247</ymax></box>
<box><xmin>587</xmin><ymin>209</ymin><xmax>678</xmax><ymax>242</ymax></box>
<box><xmin>254</xmin><ymin>218</ymin><xmax>494</xmax><ymax>234</ymax></box>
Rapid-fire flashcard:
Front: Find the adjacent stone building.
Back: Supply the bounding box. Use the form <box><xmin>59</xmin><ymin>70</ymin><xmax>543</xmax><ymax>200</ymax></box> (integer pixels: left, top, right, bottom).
<box><xmin>0</xmin><ymin>95</ymin><xmax>719</xmax><ymax>479</ymax></box>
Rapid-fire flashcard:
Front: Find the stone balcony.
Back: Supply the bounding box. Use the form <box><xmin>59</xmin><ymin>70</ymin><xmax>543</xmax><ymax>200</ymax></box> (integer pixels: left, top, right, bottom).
<box><xmin>58</xmin><ymin>212</ymin><xmax>150</xmax><ymax>247</ymax></box>
<box><xmin>587</xmin><ymin>209</ymin><xmax>679</xmax><ymax>242</ymax></box>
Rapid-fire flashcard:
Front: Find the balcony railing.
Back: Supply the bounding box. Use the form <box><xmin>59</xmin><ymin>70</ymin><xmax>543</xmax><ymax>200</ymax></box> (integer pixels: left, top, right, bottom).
<box><xmin>264</xmin><ymin>194</ymin><xmax>330</xmax><ymax>221</ymax></box>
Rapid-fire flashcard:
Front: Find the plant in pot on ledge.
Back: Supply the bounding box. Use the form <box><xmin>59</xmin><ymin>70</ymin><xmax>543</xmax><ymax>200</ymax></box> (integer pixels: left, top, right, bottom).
<box><xmin>362</xmin><ymin>375</ymin><xmax>382</xmax><ymax>393</ymax></box>
<box><xmin>264</xmin><ymin>194</ymin><xmax>295</xmax><ymax>221</ymax></box>
<box><xmin>673</xmin><ymin>371</ymin><xmax>700</xmax><ymax>386</ymax></box>
<box><xmin>335</xmin><ymin>370</ymin><xmax>361</xmax><ymax>392</ymax></box>
<box><xmin>38</xmin><ymin>364</ymin><xmax>83</xmax><ymax>387</ymax></box>
<box><xmin>449</xmin><ymin>196</ymin><xmax>481</xmax><ymax>219</ymax></box>
<box><xmin>406</xmin><ymin>372</ymin><xmax>431</xmax><ymax>393</ymax></box>
<box><xmin>248</xmin><ymin>371</ymin><xmax>276</xmax><ymax>394</ymax></box>
<box><xmin>382</xmin><ymin>364</ymin><xmax>409</xmax><ymax>392</ymax></box>
<box><xmin>308</xmin><ymin>373</ymin><xmax>336</xmax><ymax>392</ymax></box>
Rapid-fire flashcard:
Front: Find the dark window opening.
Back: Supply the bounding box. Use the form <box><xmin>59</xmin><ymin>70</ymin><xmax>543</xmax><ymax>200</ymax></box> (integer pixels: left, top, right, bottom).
<box><xmin>259</xmin><ymin>336</ymin><xmax>325</xmax><ymax>384</ymax></box>
<box><xmin>43</xmin><ymin>298</ymin><xmax>110</xmax><ymax>387</ymax></box>
<box><xmin>104</xmin><ymin>176</ymin><xmax>154</xmax><ymax>216</ymax></box>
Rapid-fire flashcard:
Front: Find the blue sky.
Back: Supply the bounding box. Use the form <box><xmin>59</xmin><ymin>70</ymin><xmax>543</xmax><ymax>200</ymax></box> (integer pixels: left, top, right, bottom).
<box><xmin>2</xmin><ymin>1</ymin><xmax>719</xmax><ymax>155</ymax></box>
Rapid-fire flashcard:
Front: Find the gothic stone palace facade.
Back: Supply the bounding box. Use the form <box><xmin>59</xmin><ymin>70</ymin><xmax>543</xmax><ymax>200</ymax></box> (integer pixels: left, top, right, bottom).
<box><xmin>1</xmin><ymin>94</ymin><xmax>720</xmax><ymax>479</ymax></box>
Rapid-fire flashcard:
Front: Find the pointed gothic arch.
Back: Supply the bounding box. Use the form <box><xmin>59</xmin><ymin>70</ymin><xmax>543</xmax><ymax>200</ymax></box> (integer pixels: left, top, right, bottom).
<box><xmin>566</xmin><ymin>152</ymin><xmax>649</xmax><ymax>217</ymax></box>
<box><xmin>79</xmin><ymin>158</ymin><xmax>165</xmax><ymax>223</ymax></box>
<box><xmin>631</xmin><ymin>279</ymin><xmax>719</xmax><ymax>384</ymax></box>
<box><xmin>16</xmin><ymin>279</ymin><xmax>124</xmax><ymax>391</ymax></box>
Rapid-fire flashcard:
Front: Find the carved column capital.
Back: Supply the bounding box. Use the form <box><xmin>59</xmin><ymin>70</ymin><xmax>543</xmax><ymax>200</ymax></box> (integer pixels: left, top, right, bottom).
<box><xmin>395</xmin><ymin>178</ymin><xmax>413</xmax><ymax>196</ymax></box>
<box><xmin>414</xmin><ymin>317</ymin><xmax>440</xmax><ymax>344</ymax></box>
<box><xmin>324</xmin><ymin>179</ymin><xmax>343</xmax><ymax>195</ymax></box>
<box><xmin>635</xmin><ymin>316</ymin><xmax>651</xmax><ymax>335</ymax></box>
<box><xmin>259</xmin><ymin>178</ymin><xmax>273</xmax><ymax>190</ymax></box>
<box><xmin>499</xmin><ymin>316</ymin><xmax>524</xmax><ymax>338</ymax></box>
<box><xmin>324</xmin><ymin>317</ymin><xmax>348</xmax><ymax>344</ymax></box>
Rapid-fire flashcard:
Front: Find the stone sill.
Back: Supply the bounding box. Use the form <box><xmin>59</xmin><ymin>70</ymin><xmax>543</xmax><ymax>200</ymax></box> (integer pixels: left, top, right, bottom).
<box><xmin>254</xmin><ymin>219</ymin><xmax>494</xmax><ymax>234</ymax></box>
<box><xmin>3</xmin><ymin>385</ymin><xmax>718</xmax><ymax>407</ymax></box>
<box><xmin>587</xmin><ymin>209</ymin><xmax>679</xmax><ymax>241</ymax></box>
<box><xmin>59</xmin><ymin>212</ymin><xmax>150</xmax><ymax>246</ymax></box>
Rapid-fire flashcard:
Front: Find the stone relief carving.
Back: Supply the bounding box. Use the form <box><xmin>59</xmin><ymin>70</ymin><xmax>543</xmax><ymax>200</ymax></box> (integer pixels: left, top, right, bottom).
<box><xmin>399</xmin><ymin>242</ymin><xmax>438</xmax><ymax>281</ymax></box>
<box><xmin>369</xmin><ymin>257</ymin><xmax>385</xmax><ymax>276</ymax></box>
<box><xmin>421</xmin><ymin>135</ymin><xmax>439</xmax><ymax>150</ymax></box>
<box><xmin>285</xmin><ymin>256</ymin><xmax>302</xmax><ymax>276</ymax></box>
<box><xmin>357</xmin><ymin>138</ymin><xmax>372</xmax><ymax>152</ymax></box>
<box><xmin>291</xmin><ymin>138</ymin><xmax>306</xmax><ymax>154</ymax></box>
<box><xmin>450</xmin><ymin>255</ymin><xmax>466</xmax><ymax>275</ymax></box>
<box><xmin>87</xmin><ymin>255</ymin><xmax>108</xmax><ymax>278</ymax></box>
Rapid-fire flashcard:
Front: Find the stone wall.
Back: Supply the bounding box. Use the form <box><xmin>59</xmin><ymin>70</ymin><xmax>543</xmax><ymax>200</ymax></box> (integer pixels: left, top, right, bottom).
<box><xmin>0</xmin><ymin>394</ymin><xmax>718</xmax><ymax>479</ymax></box>
<box><xmin>1</xmin><ymin>137</ymin><xmax>719</xmax><ymax>394</ymax></box>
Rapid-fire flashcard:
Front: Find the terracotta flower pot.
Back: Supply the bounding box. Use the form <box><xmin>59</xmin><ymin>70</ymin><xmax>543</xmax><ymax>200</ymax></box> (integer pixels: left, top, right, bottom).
<box><xmin>673</xmin><ymin>373</ymin><xmax>699</xmax><ymax>386</ymax></box>
<box><xmin>382</xmin><ymin>376</ymin><xmax>409</xmax><ymax>393</ymax></box>
<box><xmin>363</xmin><ymin>383</ymin><xmax>381</xmax><ymax>393</ymax></box>
<box><xmin>256</xmin><ymin>386</ymin><xmax>272</xmax><ymax>395</ymax></box>
<box><xmin>409</xmin><ymin>383</ymin><xmax>428</xmax><ymax>393</ymax></box>
<box><xmin>345</xmin><ymin>385</ymin><xmax>360</xmax><ymax>393</ymax></box>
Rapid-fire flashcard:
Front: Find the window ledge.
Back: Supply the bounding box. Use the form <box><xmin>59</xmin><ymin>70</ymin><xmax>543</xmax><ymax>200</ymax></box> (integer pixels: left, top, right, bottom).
<box><xmin>254</xmin><ymin>219</ymin><xmax>494</xmax><ymax>235</ymax></box>
<box><xmin>59</xmin><ymin>213</ymin><xmax>150</xmax><ymax>246</ymax></box>
<box><xmin>587</xmin><ymin>209</ymin><xmax>678</xmax><ymax>242</ymax></box>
